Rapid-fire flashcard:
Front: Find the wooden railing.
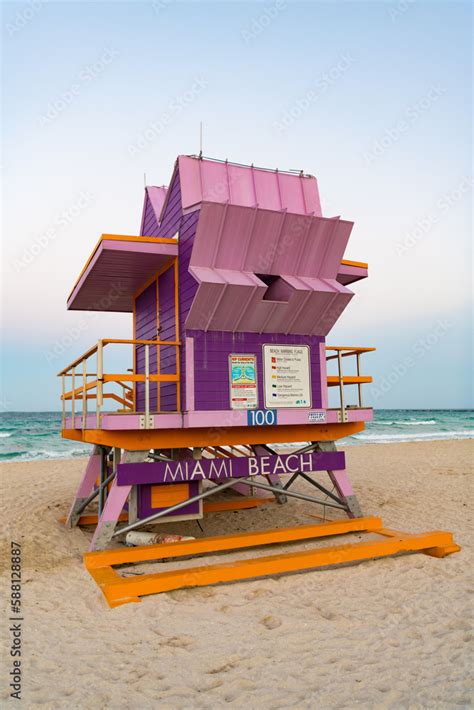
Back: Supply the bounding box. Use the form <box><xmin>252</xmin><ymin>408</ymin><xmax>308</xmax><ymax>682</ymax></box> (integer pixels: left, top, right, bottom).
<box><xmin>326</xmin><ymin>346</ymin><xmax>375</xmax><ymax>420</ymax></box>
<box><xmin>58</xmin><ymin>338</ymin><xmax>180</xmax><ymax>429</ymax></box>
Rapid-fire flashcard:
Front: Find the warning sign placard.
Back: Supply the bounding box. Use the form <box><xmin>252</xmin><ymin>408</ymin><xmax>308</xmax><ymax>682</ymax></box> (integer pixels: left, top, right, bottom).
<box><xmin>263</xmin><ymin>345</ymin><xmax>311</xmax><ymax>408</ymax></box>
<box><xmin>229</xmin><ymin>354</ymin><xmax>258</xmax><ymax>410</ymax></box>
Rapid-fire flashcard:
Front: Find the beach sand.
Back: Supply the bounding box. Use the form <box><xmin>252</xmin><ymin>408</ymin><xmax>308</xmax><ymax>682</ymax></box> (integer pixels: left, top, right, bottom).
<box><xmin>1</xmin><ymin>439</ymin><xmax>472</xmax><ymax>709</ymax></box>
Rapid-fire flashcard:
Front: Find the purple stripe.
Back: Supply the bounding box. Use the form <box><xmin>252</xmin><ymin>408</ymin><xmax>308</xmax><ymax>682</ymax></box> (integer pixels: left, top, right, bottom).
<box><xmin>118</xmin><ymin>450</ymin><xmax>345</xmax><ymax>485</ymax></box>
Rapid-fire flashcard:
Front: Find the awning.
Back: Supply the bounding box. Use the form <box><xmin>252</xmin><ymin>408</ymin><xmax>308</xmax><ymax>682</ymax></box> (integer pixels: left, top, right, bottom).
<box><xmin>67</xmin><ymin>235</ymin><xmax>177</xmax><ymax>312</ymax></box>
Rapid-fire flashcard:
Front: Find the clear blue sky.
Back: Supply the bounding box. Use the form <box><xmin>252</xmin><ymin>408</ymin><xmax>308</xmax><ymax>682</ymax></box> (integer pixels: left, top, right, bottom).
<box><xmin>1</xmin><ymin>0</ymin><xmax>472</xmax><ymax>410</ymax></box>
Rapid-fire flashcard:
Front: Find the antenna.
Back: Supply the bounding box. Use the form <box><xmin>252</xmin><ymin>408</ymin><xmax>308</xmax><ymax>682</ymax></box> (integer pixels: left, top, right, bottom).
<box><xmin>144</xmin><ymin>172</ymin><xmax>147</xmax><ymax>188</ymax></box>
<box><xmin>199</xmin><ymin>121</ymin><xmax>203</xmax><ymax>158</ymax></box>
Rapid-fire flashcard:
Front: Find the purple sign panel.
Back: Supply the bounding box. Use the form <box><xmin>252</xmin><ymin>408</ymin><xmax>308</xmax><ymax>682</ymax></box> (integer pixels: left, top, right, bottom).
<box><xmin>117</xmin><ymin>450</ymin><xmax>345</xmax><ymax>486</ymax></box>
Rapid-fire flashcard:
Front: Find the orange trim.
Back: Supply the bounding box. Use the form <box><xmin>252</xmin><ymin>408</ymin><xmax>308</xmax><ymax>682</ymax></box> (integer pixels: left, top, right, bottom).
<box><xmin>61</xmin><ymin>421</ymin><xmax>365</xmax><ymax>449</ymax></box>
<box><xmin>102</xmin><ymin>234</ymin><xmax>177</xmax><ymax>244</ymax></box>
<box><xmin>133</xmin><ymin>263</ymin><xmax>171</xmax><ymax>299</ymax></box>
<box><xmin>102</xmin><ymin>374</ymin><xmax>179</xmax><ymax>383</ymax></box>
<box><xmin>340</xmin><ymin>259</ymin><xmax>368</xmax><ymax>269</ymax></box>
<box><xmin>59</xmin><ymin>513</ymin><xmax>128</xmax><ymax>526</ymax></box>
<box><xmin>327</xmin><ymin>375</ymin><xmax>373</xmax><ymax>386</ymax></box>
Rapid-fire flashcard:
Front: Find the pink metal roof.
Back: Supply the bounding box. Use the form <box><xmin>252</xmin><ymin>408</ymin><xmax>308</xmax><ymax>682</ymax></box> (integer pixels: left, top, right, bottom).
<box><xmin>183</xmin><ymin>201</ymin><xmax>354</xmax><ymax>334</ymax></box>
<box><xmin>146</xmin><ymin>187</ymin><xmax>168</xmax><ymax>222</ymax></box>
<box><xmin>67</xmin><ymin>238</ymin><xmax>177</xmax><ymax>312</ymax></box>
<box><xmin>185</xmin><ymin>266</ymin><xmax>353</xmax><ymax>335</ymax></box>
<box><xmin>337</xmin><ymin>262</ymin><xmax>368</xmax><ymax>285</ymax></box>
<box><xmin>176</xmin><ymin>155</ymin><xmax>322</xmax><ymax>216</ymax></box>
<box><xmin>189</xmin><ymin>202</ymin><xmax>353</xmax><ymax>279</ymax></box>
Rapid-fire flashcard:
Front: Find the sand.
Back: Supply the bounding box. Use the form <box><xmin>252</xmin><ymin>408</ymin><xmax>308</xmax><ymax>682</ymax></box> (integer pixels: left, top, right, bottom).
<box><xmin>1</xmin><ymin>439</ymin><xmax>473</xmax><ymax>709</ymax></box>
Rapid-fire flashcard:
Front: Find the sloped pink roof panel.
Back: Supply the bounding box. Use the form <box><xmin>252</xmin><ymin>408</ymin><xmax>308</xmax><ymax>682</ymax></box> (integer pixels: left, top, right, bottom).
<box><xmin>67</xmin><ymin>238</ymin><xmax>177</xmax><ymax>312</ymax></box>
<box><xmin>337</xmin><ymin>262</ymin><xmax>368</xmax><ymax>285</ymax></box>
<box><xmin>177</xmin><ymin>155</ymin><xmax>322</xmax><ymax>216</ymax></box>
<box><xmin>146</xmin><ymin>186</ymin><xmax>168</xmax><ymax>221</ymax></box>
<box><xmin>189</xmin><ymin>203</ymin><xmax>352</xmax><ymax>280</ymax></box>
<box><xmin>184</xmin><ymin>265</ymin><xmax>353</xmax><ymax>335</ymax></box>
<box><xmin>140</xmin><ymin>186</ymin><xmax>168</xmax><ymax>235</ymax></box>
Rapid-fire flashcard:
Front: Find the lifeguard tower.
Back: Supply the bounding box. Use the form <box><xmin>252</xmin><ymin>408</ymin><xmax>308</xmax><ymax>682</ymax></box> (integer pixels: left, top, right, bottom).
<box><xmin>59</xmin><ymin>155</ymin><xmax>459</xmax><ymax>607</ymax></box>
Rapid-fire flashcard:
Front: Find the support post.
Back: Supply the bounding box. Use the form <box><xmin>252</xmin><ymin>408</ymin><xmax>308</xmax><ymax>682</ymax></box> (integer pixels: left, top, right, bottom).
<box><xmin>356</xmin><ymin>352</ymin><xmax>363</xmax><ymax>407</ymax></box>
<box><xmin>61</xmin><ymin>375</ymin><xmax>65</xmax><ymax>429</ymax></box>
<box><xmin>96</xmin><ymin>340</ymin><xmax>103</xmax><ymax>429</ymax></box>
<box><xmin>337</xmin><ymin>350</ymin><xmax>345</xmax><ymax>419</ymax></box>
<box><xmin>253</xmin><ymin>444</ymin><xmax>287</xmax><ymax>503</ymax></box>
<box><xmin>66</xmin><ymin>445</ymin><xmax>102</xmax><ymax>527</ymax></box>
<box><xmin>315</xmin><ymin>441</ymin><xmax>363</xmax><ymax>518</ymax></box>
<box><xmin>145</xmin><ymin>344</ymin><xmax>150</xmax><ymax>424</ymax></box>
<box><xmin>71</xmin><ymin>367</ymin><xmax>75</xmax><ymax>427</ymax></box>
<box><xmin>82</xmin><ymin>358</ymin><xmax>87</xmax><ymax>429</ymax></box>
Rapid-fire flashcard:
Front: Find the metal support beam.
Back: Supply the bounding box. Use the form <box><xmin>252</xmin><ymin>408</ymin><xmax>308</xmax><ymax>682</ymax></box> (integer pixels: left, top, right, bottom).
<box><xmin>237</xmin><ymin>478</ymin><xmax>346</xmax><ymax>510</ymax></box>
<box><xmin>112</xmin><ymin>478</ymin><xmax>238</xmax><ymax>538</ymax></box>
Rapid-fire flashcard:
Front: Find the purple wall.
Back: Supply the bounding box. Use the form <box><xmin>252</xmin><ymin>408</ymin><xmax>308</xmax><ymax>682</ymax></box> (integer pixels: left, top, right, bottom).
<box><xmin>178</xmin><ymin>211</ymin><xmax>200</xmax><ymax>411</ymax></box>
<box><xmin>135</xmin><ymin>282</ymin><xmax>158</xmax><ymax>411</ymax></box>
<box><xmin>187</xmin><ymin>330</ymin><xmax>324</xmax><ymax>411</ymax></box>
<box><xmin>158</xmin><ymin>266</ymin><xmax>178</xmax><ymax>411</ymax></box>
<box><xmin>141</xmin><ymin>196</ymin><xmax>160</xmax><ymax>236</ymax></box>
<box><xmin>158</xmin><ymin>167</ymin><xmax>201</xmax><ymax>412</ymax></box>
<box><xmin>159</xmin><ymin>169</ymin><xmax>182</xmax><ymax>239</ymax></box>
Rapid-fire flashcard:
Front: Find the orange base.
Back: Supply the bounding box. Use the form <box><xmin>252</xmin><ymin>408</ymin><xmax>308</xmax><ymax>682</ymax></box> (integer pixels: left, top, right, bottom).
<box><xmin>83</xmin><ymin>516</ymin><xmax>461</xmax><ymax>608</ymax></box>
<box><xmin>62</xmin><ymin>421</ymin><xmax>365</xmax><ymax>450</ymax></box>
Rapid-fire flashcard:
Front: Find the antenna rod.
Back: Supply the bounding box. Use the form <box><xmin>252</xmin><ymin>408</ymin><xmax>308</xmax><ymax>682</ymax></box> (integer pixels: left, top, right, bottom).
<box><xmin>199</xmin><ymin>121</ymin><xmax>203</xmax><ymax>158</ymax></box>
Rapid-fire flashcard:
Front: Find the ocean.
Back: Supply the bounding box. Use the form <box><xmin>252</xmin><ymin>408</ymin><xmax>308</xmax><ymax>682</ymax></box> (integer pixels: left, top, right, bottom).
<box><xmin>0</xmin><ymin>410</ymin><xmax>472</xmax><ymax>462</ymax></box>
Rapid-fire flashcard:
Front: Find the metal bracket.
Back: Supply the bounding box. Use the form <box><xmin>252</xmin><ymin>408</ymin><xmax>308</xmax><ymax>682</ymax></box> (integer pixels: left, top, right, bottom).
<box><xmin>139</xmin><ymin>414</ymin><xmax>154</xmax><ymax>429</ymax></box>
<box><xmin>337</xmin><ymin>409</ymin><xmax>348</xmax><ymax>423</ymax></box>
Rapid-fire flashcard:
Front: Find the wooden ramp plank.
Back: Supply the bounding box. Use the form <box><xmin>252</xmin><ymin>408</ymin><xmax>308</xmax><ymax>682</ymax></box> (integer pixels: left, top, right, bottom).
<box><xmin>84</xmin><ymin>516</ymin><xmax>382</xmax><ymax>569</ymax></box>
<box><xmin>82</xmin><ymin>518</ymin><xmax>460</xmax><ymax>608</ymax></box>
<box><xmin>96</xmin><ymin>530</ymin><xmax>456</xmax><ymax>608</ymax></box>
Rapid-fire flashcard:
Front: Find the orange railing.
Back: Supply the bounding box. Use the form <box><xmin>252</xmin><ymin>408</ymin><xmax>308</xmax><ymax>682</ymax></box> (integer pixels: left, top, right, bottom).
<box><xmin>58</xmin><ymin>338</ymin><xmax>180</xmax><ymax>429</ymax></box>
<box><xmin>325</xmin><ymin>346</ymin><xmax>375</xmax><ymax>420</ymax></box>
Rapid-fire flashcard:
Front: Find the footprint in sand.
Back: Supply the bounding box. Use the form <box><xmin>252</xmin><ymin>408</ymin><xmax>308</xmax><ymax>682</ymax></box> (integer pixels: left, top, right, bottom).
<box><xmin>259</xmin><ymin>614</ymin><xmax>282</xmax><ymax>630</ymax></box>
<box><xmin>161</xmin><ymin>635</ymin><xmax>196</xmax><ymax>649</ymax></box>
<box><xmin>245</xmin><ymin>587</ymin><xmax>272</xmax><ymax>600</ymax></box>
<box><xmin>206</xmin><ymin>655</ymin><xmax>241</xmax><ymax>674</ymax></box>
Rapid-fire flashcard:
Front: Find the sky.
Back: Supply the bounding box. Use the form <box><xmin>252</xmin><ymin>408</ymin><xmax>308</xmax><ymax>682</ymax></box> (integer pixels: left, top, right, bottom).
<box><xmin>1</xmin><ymin>0</ymin><xmax>472</xmax><ymax>411</ymax></box>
